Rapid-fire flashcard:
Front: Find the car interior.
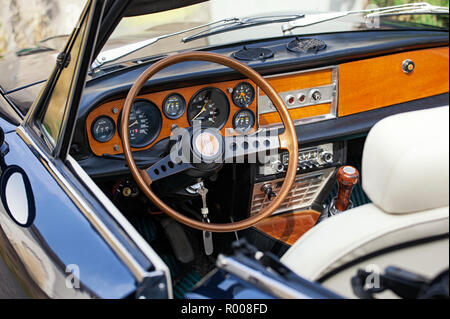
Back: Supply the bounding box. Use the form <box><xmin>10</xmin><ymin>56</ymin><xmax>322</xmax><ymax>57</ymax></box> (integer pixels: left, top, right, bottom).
<box><xmin>12</xmin><ymin>2</ymin><xmax>446</xmax><ymax>299</ymax></box>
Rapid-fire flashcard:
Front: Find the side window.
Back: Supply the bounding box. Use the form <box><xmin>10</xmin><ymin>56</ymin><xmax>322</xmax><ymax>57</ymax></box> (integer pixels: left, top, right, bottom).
<box><xmin>40</xmin><ymin>22</ymin><xmax>86</xmax><ymax>147</ymax></box>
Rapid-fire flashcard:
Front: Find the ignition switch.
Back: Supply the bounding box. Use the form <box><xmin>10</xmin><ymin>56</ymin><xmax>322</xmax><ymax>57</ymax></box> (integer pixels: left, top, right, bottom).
<box><xmin>113</xmin><ymin>178</ymin><xmax>140</xmax><ymax>199</ymax></box>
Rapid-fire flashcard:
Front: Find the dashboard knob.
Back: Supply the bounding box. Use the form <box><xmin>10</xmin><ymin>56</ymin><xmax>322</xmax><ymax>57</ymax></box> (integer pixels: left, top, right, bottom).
<box><xmin>311</xmin><ymin>90</ymin><xmax>322</xmax><ymax>102</ymax></box>
<box><xmin>261</xmin><ymin>183</ymin><xmax>277</xmax><ymax>201</ymax></box>
<box><xmin>402</xmin><ymin>59</ymin><xmax>415</xmax><ymax>74</ymax></box>
<box><xmin>321</xmin><ymin>151</ymin><xmax>333</xmax><ymax>163</ymax></box>
<box><xmin>271</xmin><ymin>160</ymin><xmax>285</xmax><ymax>173</ymax></box>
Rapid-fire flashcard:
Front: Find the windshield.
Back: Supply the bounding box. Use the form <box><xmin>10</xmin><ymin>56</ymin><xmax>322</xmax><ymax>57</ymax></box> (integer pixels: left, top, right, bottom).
<box><xmin>101</xmin><ymin>0</ymin><xmax>449</xmax><ymax>66</ymax></box>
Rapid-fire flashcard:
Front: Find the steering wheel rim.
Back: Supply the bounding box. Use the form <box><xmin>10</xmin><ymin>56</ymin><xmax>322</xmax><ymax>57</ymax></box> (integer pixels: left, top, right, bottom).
<box><xmin>121</xmin><ymin>52</ymin><xmax>298</xmax><ymax>232</ymax></box>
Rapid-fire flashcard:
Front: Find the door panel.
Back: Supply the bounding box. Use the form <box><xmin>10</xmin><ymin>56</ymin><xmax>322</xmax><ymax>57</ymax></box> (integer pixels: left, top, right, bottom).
<box><xmin>0</xmin><ymin>131</ymin><xmax>137</xmax><ymax>298</ymax></box>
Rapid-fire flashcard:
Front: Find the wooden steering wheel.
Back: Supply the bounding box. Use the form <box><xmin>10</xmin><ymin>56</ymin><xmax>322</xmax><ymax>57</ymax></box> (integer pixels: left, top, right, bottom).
<box><xmin>121</xmin><ymin>52</ymin><xmax>298</xmax><ymax>232</ymax></box>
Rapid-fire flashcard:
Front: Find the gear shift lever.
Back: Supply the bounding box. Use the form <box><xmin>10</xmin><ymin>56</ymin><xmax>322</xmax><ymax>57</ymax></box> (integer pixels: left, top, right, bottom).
<box><xmin>329</xmin><ymin>165</ymin><xmax>360</xmax><ymax>216</ymax></box>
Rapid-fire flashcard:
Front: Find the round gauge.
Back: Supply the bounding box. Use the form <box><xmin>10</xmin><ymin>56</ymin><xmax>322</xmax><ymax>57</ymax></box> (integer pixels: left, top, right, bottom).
<box><xmin>120</xmin><ymin>100</ymin><xmax>162</xmax><ymax>148</ymax></box>
<box><xmin>163</xmin><ymin>93</ymin><xmax>186</xmax><ymax>119</ymax></box>
<box><xmin>232</xmin><ymin>82</ymin><xmax>255</xmax><ymax>108</ymax></box>
<box><xmin>91</xmin><ymin>116</ymin><xmax>115</xmax><ymax>143</ymax></box>
<box><xmin>187</xmin><ymin>87</ymin><xmax>230</xmax><ymax>129</ymax></box>
<box><xmin>233</xmin><ymin>109</ymin><xmax>255</xmax><ymax>134</ymax></box>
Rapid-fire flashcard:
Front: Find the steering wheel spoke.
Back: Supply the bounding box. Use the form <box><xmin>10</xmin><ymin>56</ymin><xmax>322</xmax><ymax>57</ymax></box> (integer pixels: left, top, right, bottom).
<box><xmin>143</xmin><ymin>154</ymin><xmax>193</xmax><ymax>183</ymax></box>
<box><xmin>223</xmin><ymin>128</ymin><xmax>281</xmax><ymax>163</ymax></box>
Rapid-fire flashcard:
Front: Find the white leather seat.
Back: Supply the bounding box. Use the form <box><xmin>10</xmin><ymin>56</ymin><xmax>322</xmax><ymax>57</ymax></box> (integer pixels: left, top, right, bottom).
<box><xmin>281</xmin><ymin>106</ymin><xmax>449</xmax><ymax>296</ymax></box>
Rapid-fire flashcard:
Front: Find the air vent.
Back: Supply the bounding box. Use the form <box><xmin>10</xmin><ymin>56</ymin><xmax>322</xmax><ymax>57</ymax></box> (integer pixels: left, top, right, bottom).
<box><xmin>250</xmin><ymin>167</ymin><xmax>335</xmax><ymax>216</ymax></box>
<box><xmin>287</xmin><ymin>37</ymin><xmax>326</xmax><ymax>54</ymax></box>
<box><xmin>233</xmin><ymin>46</ymin><xmax>274</xmax><ymax>61</ymax></box>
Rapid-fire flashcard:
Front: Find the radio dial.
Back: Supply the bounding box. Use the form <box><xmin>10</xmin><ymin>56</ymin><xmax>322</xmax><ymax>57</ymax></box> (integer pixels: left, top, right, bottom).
<box><xmin>271</xmin><ymin>160</ymin><xmax>285</xmax><ymax>173</ymax></box>
<box><xmin>321</xmin><ymin>151</ymin><xmax>333</xmax><ymax>163</ymax></box>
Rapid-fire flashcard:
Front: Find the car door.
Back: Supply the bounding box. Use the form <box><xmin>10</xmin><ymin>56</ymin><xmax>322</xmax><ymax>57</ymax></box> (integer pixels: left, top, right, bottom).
<box><xmin>0</xmin><ymin>0</ymin><xmax>171</xmax><ymax>299</ymax></box>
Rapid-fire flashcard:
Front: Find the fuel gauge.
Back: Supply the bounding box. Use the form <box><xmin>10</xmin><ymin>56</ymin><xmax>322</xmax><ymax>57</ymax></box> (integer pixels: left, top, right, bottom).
<box><xmin>233</xmin><ymin>109</ymin><xmax>255</xmax><ymax>134</ymax></box>
<box><xmin>91</xmin><ymin>116</ymin><xmax>115</xmax><ymax>143</ymax></box>
<box><xmin>163</xmin><ymin>93</ymin><xmax>186</xmax><ymax>119</ymax></box>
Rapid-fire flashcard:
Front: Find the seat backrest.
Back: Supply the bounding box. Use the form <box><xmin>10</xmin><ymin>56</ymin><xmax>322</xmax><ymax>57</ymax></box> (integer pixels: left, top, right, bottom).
<box><xmin>362</xmin><ymin>106</ymin><xmax>449</xmax><ymax>214</ymax></box>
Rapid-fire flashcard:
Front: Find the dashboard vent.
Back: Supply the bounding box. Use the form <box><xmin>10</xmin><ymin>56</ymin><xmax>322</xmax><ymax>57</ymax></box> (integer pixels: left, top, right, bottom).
<box><xmin>250</xmin><ymin>167</ymin><xmax>335</xmax><ymax>216</ymax></box>
<box><xmin>287</xmin><ymin>37</ymin><xmax>326</xmax><ymax>54</ymax></box>
<box><xmin>233</xmin><ymin>46</ymin><xmax>274</xmax><ymax>61</ymax></box>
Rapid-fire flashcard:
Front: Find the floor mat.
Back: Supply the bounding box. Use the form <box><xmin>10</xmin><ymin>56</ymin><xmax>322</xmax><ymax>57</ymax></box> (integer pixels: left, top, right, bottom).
<box><xmin>173</xmin><ymin>270</ymin><xmax>203</xmax><ymax>299</ymax></box>
<box><xmin>127</xmin><ymin>213</ymin><xmax>158</xmax><ymax>243</ymax></box>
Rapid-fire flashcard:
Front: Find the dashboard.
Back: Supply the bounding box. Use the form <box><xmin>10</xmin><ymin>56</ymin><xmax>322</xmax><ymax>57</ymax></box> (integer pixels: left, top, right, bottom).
<box><xmin>86</xmin><ymin>79</ymin><xmax>259</xmax><ymax>156</ymax></box>
<box><xmin>85</xmin><ymin>46</ymin><xmax>449</xmax><ymax>158</ymax></box>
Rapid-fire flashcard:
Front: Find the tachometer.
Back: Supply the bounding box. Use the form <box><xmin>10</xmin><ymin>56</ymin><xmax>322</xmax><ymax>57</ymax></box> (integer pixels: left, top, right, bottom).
<box><xmin>120</xmin><ymin>99</ymin><xmax>162</xmax><ymax>148</ymax></box>
<box><xmin>187</xmin><ymin>88</ymin><xmax>229</xmax><ymax>129</ymax></box>
<box><xmin>233</xmin><ymin>109</ymin><xmax>255</xmax><ymax>134</ymax></box>
<box><xmin>163</xmin><ymin>93</ymin><xmax>186</xmax><ymax>119</ymax></box>
<box><xmin>91</xmin><ymin>116</ymin><xmax>115</xmax><ymax>143</ymax></box>
<box><xmin>232</xmin><ymin>82</ymin><xmax>255</xmax><ymax>108</ymax></box>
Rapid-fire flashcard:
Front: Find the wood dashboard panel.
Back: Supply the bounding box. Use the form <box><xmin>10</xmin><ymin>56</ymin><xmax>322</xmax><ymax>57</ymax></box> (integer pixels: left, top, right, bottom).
<box><xmin>87</xmin><ymin>46</ymin><xmax>449</xmax><ymax>156</ymax></box>
<box><xmin>339</xmin><ymin>46</ymin><xmax>449</xmax><ymax>117</ymax></box>
<box><xmin>255</xmin><ymin>210</ymin><xmax>320</xmax><ymax>245</ymax></box>
<box><xmin>86</xmin><ymin>79</ymin><xmax>258</xmax><ymax>156</ymax></box>
<box><xmin>259</xmin><ymin>68</ymin><xmax>334</xmax><ymax>127</ymax></box>
<box><xmin>259</xmin><ymin>103</ymin><xmax>332</xmax><ymax>126</ymax></box>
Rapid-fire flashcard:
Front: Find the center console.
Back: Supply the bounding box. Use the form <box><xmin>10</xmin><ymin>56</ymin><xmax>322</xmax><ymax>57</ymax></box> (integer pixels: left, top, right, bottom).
<box><xmin>249</xmin><ymin>141</ymin><xmax>346</xmax><ymax>216</ymax></box>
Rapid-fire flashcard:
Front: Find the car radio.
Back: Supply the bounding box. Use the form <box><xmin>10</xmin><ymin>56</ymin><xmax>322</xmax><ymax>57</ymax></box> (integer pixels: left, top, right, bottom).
<box><xmin>258</xmin><ymin>142</ymin><xmax>343</xmax><ymax>176</ymax></box>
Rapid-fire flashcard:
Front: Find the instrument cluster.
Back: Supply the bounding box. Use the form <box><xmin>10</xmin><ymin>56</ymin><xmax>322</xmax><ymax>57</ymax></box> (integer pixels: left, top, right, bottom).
<box><xmin>90</xmin><ymin>81</ymin><xmax>257</xmax><ymax>150</ymax></box>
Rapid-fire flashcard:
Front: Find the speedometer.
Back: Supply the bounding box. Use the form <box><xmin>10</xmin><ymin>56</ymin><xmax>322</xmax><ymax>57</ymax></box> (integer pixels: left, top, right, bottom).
<box><xmin>187</xmin><ymin>87</ymin><xmax>230</xmax><ymax>129</ymax></box>
<box><xmin>120</xmin><ymin>99</ymin><xmax>162</xmax><ymax>148</ymax></box>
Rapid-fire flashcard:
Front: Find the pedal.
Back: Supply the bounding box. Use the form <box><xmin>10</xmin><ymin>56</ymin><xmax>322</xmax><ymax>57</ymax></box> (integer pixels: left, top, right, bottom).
<box><xmin>161</xmin><ymin>218</ymin><xmax>195</xmax><ymax>264</ymax></box>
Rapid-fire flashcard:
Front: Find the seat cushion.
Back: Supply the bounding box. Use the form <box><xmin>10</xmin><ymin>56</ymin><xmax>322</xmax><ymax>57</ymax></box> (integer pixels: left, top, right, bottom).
<box><xmin>320</xmin><ymin>237</ymin><xmax>449</xmax><ymax>298</ymax></box>
<box><xmin>281</xmin><ymin>204</ymin><xmax>449</xmax><ymax>281</ymax></box>
<box><xmin>362</xmin><ymin>106</ymin><xmax>449</xmax><ymax>214</ymax></box>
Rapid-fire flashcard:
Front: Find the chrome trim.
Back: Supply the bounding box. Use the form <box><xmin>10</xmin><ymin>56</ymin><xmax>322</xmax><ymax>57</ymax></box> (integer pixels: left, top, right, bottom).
<box><xmin>0</xmin><ymin>91</ymin><xmax>25</xmax><ymax>123</ymax></box>
<box><xmin>258</xmin><ymin>84</ymin><xmax>335</xmax><ymax>115</ymax></box>
<box><xmin>257</xmin><ymin>66</ymin><xmax>339</xmax><ymax>129</ymax></box>
<box><xmin>217</xmin><ymin>255</ymin><xmax>310</xmax><ymax>299</ymax></box>
<box><xmin>66</xmin><ymin>155</ymin><xmax>173</xmax><ymax>298</ymax></box>
<box><xmin>16</xmin><ymin>126</ymin><xmax>173</xmax><ymax>298</ymax></box>
<box><xmin>250</xmin><ymin>167</ymin><xmax>335</xmax><ymax>216</ymax></box>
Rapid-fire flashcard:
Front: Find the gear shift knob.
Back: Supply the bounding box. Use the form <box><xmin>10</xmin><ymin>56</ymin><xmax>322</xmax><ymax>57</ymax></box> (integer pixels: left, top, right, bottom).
<box><xmin>335</xmin><ymin>165</ymin><xmax>360</xmax><ymax>212</ymax></box>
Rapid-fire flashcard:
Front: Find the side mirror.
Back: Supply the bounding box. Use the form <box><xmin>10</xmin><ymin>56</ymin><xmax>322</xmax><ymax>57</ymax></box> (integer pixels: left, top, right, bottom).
<box><xmin>0</xmin><ymin>166</ymin><xmax>36</xmax><ymax>227</ymax></box>
<box><xmin>0</xmin><ymin>126</ymin><xmax>4</xmax><ymax>145</ymax></box>
<box><xmin>0</xmin><ymin>126</ymin><xmax>8</xmax><ymax>157</ymax></box>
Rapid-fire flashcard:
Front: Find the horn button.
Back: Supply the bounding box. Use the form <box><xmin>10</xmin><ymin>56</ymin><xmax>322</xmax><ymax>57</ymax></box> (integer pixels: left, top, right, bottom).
<box><xmin>190</xmin><ymin>129</ymin><xmax>224</xmax><ymax>169</ymax></box>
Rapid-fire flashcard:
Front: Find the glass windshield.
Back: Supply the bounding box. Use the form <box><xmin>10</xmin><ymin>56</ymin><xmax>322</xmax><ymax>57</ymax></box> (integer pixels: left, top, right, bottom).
<box><xmin>101</xmin><ymin>0</ymin><xmax>449</xmax><ymax>66</ymax></box>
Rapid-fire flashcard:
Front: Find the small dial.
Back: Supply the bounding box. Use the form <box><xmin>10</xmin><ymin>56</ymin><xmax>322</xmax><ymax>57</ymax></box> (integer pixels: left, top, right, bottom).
<box><xmin>91</xmin><ymin>116</ymin><xmax>115</xmax><ymax>143</ymax></box>
<box><xmin>163</xmin><ymin>93</ymin><xmax>186</xmax><ymax>119</ymax></box>
<box><xmin>232</xmin><ymin>82</ymin><xmax>255</xmax><ymax>108</ymax></box>
<box><xmin>187</xmin><ymin>88</ymin><xmax>229</xmax><ymax>129</ymax></box>
<box><xmin>233</xmin><ymin>109</ymin><xmax>255</xmax><ymax>134</ymax></box>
